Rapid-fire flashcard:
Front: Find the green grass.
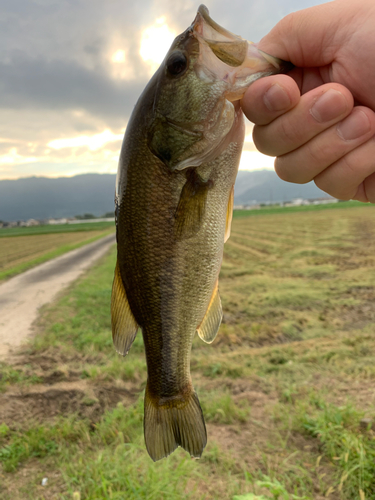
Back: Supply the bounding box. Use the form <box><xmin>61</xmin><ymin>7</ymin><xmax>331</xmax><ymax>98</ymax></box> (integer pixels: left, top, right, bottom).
<box><xmin>0</xmin><ymin>231</ymin><xmax>114</xmax><ymax>281</ymax></box>
<box><xmin>0</xmin><ymin>364</ymin><xmax>42</xmax><ymax>392</ymax></box>
<box><xmin>0</xmin><ymin>425</ymin><xmax>59</xmax><ymax>472</ymax></box>
<box><xmin>201</xmin><ymin>391</ymin><xmax>250</xmax><ymax>424</ymax></box>
<box><xmin>233</xmin><ymin>200</ymin><xmax>374</xmax><ymax>218</ymax></box>
<box><xmin>300</xmin><ymin>402</ymin><xmax>375</xmax><ymax>498</ymax></box>
<box><xmin>2</xmin><ymin>205</ymin><xmax>375</xmax><ymax>499</ymax></box>
<box><xmin>0</xmin><ymin>221</ymin><xmax>115</xmax><ymax>237</ymax></box>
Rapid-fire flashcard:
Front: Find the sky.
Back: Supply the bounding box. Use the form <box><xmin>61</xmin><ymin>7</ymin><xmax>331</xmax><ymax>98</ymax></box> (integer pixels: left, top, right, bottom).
<box><xmin>1</xmin><ymin>0</ymin><xmax>330</xmax><ymax>180</ymax></box>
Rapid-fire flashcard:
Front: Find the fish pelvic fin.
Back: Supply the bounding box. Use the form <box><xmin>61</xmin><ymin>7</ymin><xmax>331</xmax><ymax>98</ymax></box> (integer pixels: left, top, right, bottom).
<box><xmin>224</xmin><ymin>185</ymin><xmax>234</xmax><ymax>243</ymax></box>
<box><xmin>111</xmin><ymin>260</ymin><xmax>139</xmax><ymax>356</ymax></box>
<box><xmin>144</xmin><ymin>384</ymin><xmax>207</xmax><ymax>461</ymax></box>
<box><xmin>197</xmin><ymin>280</ymin><xmax>222</xmax><ymax>344</ymax></box>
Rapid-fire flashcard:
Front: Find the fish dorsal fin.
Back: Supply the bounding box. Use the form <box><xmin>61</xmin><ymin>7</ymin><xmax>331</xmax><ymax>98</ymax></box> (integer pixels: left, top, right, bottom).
<box><xmin>197</xmin><ymin>281</ymin><xmax>222</xmax><ymax>344</ymax></box>
<box><xmin>111</xmin><ymin>260</ymin><xmax>139</xmax><ymax>356</ymax></box>
<box><xmin>175</xmin><ymin>169</ymin><xmax>212</xmax><ymax>240</ymax></box>
<box><xmin>224</xmin><ymin>185</ymin><xmax>234</xmax><ymax>243</ymax></box>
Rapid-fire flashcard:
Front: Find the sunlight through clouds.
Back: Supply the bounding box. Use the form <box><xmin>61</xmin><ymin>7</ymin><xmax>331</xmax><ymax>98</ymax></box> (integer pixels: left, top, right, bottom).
<box><xmin>112</xmin><ymin>50</ymin><xmax>126</xmax><ymax>63</ymax></box>
<box><xmin>239</xmin><ymin>150</ymin><xmax>275</xmax><ymax>172</ymax></box>
<box><xmin>0</xmin><ymin>148</ymin><xmax>38</xmax><ymax>165</ymax></box>
<box><xmin>109</xmin><ymin>45</ymin><xmax>136</xmax><ymax>80</ymax></box>
<box><xmin>48</xmin><ymin>130</ymin><xmax>124</xmax><ymax>151</ymax></box>
<box><xmin>140</xmin><ymin>17</ymin><xmax>176</xmax><ymax>75</ymax></box>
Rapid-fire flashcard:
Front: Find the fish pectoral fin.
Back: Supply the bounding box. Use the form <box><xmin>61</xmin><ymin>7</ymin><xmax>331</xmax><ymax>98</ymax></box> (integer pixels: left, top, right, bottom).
<box><xmin>224</xmin><ymin>185</ymin><xmax>234</xmax><ymax>243</ymax></box>
<box><xmin>197</xmin><ymin>280</ymin><xmax>222</xmax><ymax>344</ymax></box>
<box><xmin>175</xmin><ymin>169</ymin><xmax>212</xmax><ymax>240</ymax></box>
<box><xmin>111</xmin><ymin>260</ymin><xmax>139</xmax><ymax>356</ymax></box>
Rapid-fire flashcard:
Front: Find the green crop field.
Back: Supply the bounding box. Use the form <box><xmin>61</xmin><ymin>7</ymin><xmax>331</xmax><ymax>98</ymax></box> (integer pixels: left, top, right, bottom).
<box><xmin>0</xmin><ymin>221</ymin><xmax>115</xmax><ymax>238</ymax></box>
<box><xmin>0</xmin><ymin>223</ymin><xmax>115</xmax><ymax>281</ymax></box>
<box><xmin>1</xmin><ymin>204</ymin><xmax>375</xmax><ymax>499</ymax></box>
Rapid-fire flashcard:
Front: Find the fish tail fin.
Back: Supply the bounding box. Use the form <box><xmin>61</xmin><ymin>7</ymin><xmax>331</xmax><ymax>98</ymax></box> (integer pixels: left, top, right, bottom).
<box><xmin>144</xmin><ymin>383</ymin><xmax>207</xmax><ymax>461</ymax></box>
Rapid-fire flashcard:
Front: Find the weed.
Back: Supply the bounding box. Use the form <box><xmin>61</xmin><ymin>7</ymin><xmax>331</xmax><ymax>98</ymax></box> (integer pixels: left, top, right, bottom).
<box><xmin>201</xmin><ymin>391</ymin><xmax>250</xmax><ymax>424</ymax></box>
<box><xmin>300</xmin><ymin>402</ymin><xmax>375</xmax><ymax>498</ymax></box>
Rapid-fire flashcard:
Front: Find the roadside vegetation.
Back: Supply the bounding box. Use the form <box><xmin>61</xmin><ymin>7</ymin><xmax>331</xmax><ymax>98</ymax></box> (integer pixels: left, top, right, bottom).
<box><xmin>1</xmin><ymin>204</ymin><xmax>375</xmax><ymax>499</ymax></box>
<box><xmin>0</xmin><ymin>222</ymin><xmax>114</xmax><ymax>281</ymax></box>
<box><xmin>232</xmin><ymin>199</ymin><xmax>370</xmax><ymax>218</ymax></box>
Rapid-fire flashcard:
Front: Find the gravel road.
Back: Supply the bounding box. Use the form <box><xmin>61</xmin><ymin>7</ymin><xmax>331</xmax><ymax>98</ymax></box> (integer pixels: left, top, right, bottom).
<box><xmin>0</xmin><ymin>233</ymin><xmax>116</xmax><ymax>360</ymax></box>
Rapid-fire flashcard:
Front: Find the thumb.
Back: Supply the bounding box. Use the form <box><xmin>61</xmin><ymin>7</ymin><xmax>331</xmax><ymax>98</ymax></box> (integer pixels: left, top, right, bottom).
<box><xmin>258</xmin><ymin>1</ymin><xmax>345</xmax><ymax>67</ymax></box>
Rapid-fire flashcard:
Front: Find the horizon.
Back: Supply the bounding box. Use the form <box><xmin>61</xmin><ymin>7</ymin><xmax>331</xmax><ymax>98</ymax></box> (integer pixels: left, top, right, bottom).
<box><xmin>0</xmin><ymin>167</ymin><xmax>275</xmax><ymax>183</ymax></box>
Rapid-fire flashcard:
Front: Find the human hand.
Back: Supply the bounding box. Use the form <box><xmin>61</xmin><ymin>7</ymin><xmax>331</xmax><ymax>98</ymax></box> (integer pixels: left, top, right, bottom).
<box><xmin>241</xmin><ymin>0</ymin><xmax>375</xmax><ymax>202</ymax></box>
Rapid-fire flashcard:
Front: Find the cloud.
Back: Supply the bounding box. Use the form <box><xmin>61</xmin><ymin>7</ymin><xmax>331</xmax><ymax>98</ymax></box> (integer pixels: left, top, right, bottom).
<box><xmin>0</xmin><ymin>55</ymin><xmax>143</xmax><ymax>122</ymax></box>
<box><xmin>0</xmin><ymin>0</ymin><xmax>329</xmax><ymax>180</ymax></box>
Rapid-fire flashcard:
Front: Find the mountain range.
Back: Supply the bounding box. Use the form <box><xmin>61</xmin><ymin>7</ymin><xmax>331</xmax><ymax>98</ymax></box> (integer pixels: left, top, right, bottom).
<box><xmin>0</xmin><ymin>171</ymin><xmax>331</xmax><ymax>222</ymax></box>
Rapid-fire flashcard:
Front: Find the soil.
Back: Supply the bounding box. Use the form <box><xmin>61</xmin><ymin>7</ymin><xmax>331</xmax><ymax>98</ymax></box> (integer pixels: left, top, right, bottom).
<box><xmin>0</xmin><ymin>379</ymin><xmax>136</xmax><ymax>427</ymax></box>
<box><xmin>0</xmin><ymin>343</ymin><xmax>347</xmax><ymax>500</ymax></box>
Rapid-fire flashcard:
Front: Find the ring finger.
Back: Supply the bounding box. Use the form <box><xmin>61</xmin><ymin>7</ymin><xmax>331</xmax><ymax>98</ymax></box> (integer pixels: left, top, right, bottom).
<box><xmin>274</xmin><ymin>107</ymin><xmax>375</xmax><ymax>184</ymax></box>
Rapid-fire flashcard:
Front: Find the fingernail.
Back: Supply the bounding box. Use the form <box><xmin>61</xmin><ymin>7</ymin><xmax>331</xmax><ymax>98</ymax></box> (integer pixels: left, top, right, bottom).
<box><xmin>337</xmin><ymin>109</ymin><xmax>371</xmax><ymax>141</ymax></box>
<box><xmin>264</xmin><ymin>84</ymin><xmax>291</xmax><ymax>112</ymax></box>
<box><xmin>310</xmin><ymin>89</ymin><xmax>348</xmax><ymax>123</ymax></box>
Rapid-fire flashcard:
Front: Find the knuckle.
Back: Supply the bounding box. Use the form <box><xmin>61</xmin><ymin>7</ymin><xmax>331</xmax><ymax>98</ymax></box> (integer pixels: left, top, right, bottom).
<box><xmin>280</xmin><ymin>12</ymin><xmax>298</xmax><ymax>37</ymax></box>
<box><xmin>275</xmin><ymin>155</ymin><xmax>310</xmax><ymax>184</ymax></box>
<box><xmin>305</xmin><ymin>138</ymin><xmax>332</xmax><ymax>166</ymax></box>
<box><xmin>275</xmin><ymin>157</ymin><xmax>294</xmax><ymax>182</ymax></box>
<box><xmin>314</xmin><ymin>176</ymin><xmax>342</xmax><ymax>199</ymax></box>
<box><xmin>252</xmin><ymin>125</ymin><xmax>274</xmax><ymax>155</ymax></box>
<box><xmin>314</xmin><ymin>165</ymin><xmax>352</xmax><ymax>200</ymax></box>
<box><xmin>340</xmin><ymin>153</ymin><xmax>358</xmax><ymax>177</ymax></box>
<box><xmin>278</xmin><ymin>118</ymin><xmax>302</xmax><ymax>149</ymax></box>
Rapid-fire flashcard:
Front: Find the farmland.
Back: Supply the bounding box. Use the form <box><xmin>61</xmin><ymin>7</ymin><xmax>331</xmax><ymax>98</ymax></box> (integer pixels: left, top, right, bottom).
<box><xmin>1</xmin><ymin>204</ymin><xmax>375</xmax><ymax>499</ymax></box>
<box><xmin>0</xmin><ymin>222</ymin><xmax>115</xmax><ymax>281</ymax></box>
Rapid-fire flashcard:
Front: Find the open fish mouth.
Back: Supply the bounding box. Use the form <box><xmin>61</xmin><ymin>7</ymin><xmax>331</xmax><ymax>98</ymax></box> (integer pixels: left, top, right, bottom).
<box><xmin>191</xmin><ymin>4</ymin><xmax>293</xmax><ymax>101</ymax></box>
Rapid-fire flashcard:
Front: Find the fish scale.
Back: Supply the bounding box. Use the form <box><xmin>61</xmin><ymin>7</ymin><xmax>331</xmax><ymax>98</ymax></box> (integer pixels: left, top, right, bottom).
<box><xmin>111</xmin><ymin>4</ymin><xmax>292</xmax><ymax>461</ymax></box>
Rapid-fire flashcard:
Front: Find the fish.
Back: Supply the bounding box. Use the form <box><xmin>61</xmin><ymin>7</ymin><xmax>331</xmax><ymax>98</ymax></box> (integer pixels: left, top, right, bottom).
<box><xmin>111</xmin><ymin>4</ymin><xmax>292</xmax><ymax>462</ymax></box>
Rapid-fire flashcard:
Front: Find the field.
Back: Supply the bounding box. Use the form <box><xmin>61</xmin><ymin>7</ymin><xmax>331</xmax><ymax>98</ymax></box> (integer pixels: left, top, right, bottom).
<box><xmin>1</xmin><ymin>204</ymin><xmax>375</xmax><ymax>499</ymax></box>
<box><xmin>0</xmin><ymin>222</ymin><xmax>115</xmax><ymax>281</ymax></box>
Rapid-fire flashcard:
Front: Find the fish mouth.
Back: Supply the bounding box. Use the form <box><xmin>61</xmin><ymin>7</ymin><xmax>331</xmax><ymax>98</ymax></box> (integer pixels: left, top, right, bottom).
<box><xmin>192</xmin><ymin>5</ymin><xmax>293</xmax><ymax>101</ymax></box>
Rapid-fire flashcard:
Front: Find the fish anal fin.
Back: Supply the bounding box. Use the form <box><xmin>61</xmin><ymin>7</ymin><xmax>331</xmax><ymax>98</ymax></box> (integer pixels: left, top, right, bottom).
<box><xmin>175</xmin><ymin>169</ymin><xmax>213</xmax><ymax>240</ymax></box>
<box><xmin>197</xmin><ymin>280</ymin><xmax>222</xmax><ymax>344</ymax></box>
<box><xmin>224</xmin><ymin>185</ymin><xmax>234</xmax><ymax>243</ymax></box>
<box><xmin>144</xmin><ymin>383</ymin><xmax>207</xmax><ymax>461</ymax></box>
<box><xmin>111</xmin><ymin>260</ymin><xmax>139</xmax><ymax>356</ymax></box>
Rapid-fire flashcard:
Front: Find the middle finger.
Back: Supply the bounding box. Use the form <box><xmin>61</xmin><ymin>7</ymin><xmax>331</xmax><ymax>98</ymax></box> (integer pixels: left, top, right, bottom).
<box><xmin>253</xmin><ymin>83</ymin><xmax>354</xmax><ymax>157</ymax></box>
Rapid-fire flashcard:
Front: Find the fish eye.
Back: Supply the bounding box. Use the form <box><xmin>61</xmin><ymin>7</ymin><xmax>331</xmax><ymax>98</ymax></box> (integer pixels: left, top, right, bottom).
<box><xmin>166</xmin><ymin>51</ymin><xmax>188</xmax><ymax>77</ymax></box>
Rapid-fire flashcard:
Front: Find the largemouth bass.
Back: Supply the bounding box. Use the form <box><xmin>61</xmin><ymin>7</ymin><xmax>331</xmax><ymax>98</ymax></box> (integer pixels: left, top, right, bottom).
<box><xmin>112</xmin><ymin>5</ymin><xmax>291</xmax><ymax>461</ymax></box>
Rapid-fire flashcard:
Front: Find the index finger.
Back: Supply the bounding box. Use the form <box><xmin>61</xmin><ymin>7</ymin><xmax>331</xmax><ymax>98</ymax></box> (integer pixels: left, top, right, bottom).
<box><xmin>241</xmin><ymin>74</ymin><xmax>300</xmax><ymax>125</ymax></box>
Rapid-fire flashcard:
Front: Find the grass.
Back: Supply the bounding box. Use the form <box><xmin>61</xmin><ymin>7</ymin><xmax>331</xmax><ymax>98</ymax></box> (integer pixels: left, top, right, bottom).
<box><xmin>0</xmin><ymin>221</ymin><xmax>114</xmax><ymax>237</ymax></box>
<box><xmin>1</xmin><ymin>204</ymin><xmax>375</xmax><ymax>498</ymax></box>
<box><xmin>299</xmin><ymin>402</ymin><xmax>375</xmax><ymax>498</ymax></box>
<box><xmin>0</xmin><ymin>227</ymin><xmax>114</xmax><ymax>281</ymax></box>
<box><xmin>232</xmin><ymin>200</ymin><xmax>370</xmax><ymax>218</ymax></box>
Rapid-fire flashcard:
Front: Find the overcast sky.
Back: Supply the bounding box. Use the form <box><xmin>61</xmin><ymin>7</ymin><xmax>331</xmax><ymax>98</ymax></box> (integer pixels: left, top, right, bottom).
<box><xmin>1</xmin><ymin>0</ymin><xmax>330</xmax><ymax>180</ymax></box>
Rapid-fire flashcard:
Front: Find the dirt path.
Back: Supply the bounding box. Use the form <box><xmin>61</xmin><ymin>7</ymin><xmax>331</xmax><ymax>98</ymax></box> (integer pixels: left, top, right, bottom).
<box><xmin>0</xmin><ymin>233</ymin><xmax>116</xmax><ymax>360</ymax></box>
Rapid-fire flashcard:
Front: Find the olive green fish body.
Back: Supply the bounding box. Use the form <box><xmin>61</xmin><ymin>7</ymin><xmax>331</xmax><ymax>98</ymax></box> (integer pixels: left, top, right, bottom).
<box><xmin>112</xmin><ymin>5</ymin><xmax>292</xmax><ymax>461</ymax></box>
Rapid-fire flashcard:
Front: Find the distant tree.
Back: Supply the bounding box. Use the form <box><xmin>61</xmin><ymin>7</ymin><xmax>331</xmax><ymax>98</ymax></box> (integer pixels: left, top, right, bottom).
<box><xmin>101</xmin><ymin>211</ymin><xmax>115</xmax><ymax>218</ymax></box>
<box><xmin>75</xmin><ymin>213</ymin><xmax>97</xmax><ymax>220</ymax></box>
